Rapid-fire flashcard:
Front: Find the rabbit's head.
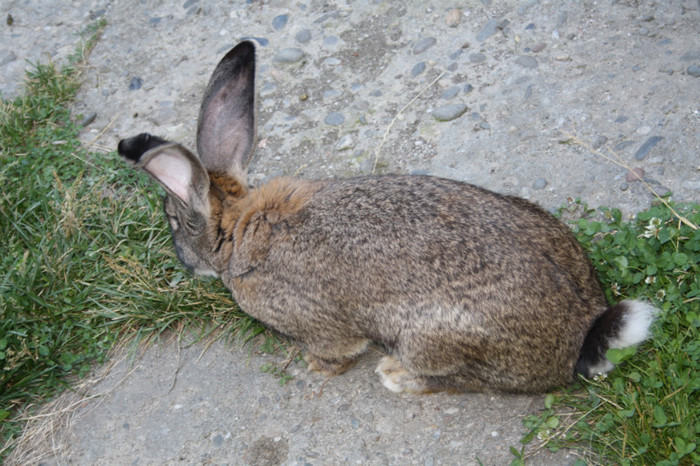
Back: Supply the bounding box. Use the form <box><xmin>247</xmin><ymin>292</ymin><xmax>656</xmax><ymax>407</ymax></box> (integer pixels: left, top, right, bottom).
<box><xmin>117</xmin><ymin>41</ymin><xmax>257</xmax><ymax>276</ymax></box>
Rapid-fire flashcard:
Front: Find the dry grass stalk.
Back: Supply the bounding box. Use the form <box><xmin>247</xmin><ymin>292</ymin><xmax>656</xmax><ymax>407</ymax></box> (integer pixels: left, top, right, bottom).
<box><xmin>561</xmin><ymin>130</ymin><xmax>697</xmax><ymax>230</ymax></box>
<box><xmin>372</xmin><ymin>71</ymin><xmax>446</xmax><ymax>174</ymax></box>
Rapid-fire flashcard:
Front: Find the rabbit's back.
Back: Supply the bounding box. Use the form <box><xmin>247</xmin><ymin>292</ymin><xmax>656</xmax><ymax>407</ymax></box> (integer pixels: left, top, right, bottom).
<box><xmin>228</xmin><ymin>175</ymin><xmax>607</xmax><ymax>391</ymax></box>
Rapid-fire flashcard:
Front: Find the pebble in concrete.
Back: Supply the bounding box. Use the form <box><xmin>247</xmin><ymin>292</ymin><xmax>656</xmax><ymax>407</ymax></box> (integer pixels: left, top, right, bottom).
<box><xmin>413</xmin><ymin>37</ymin><xmax>437</xmax><ymax>54</ymax></box>
<box><xmin>273</xmin><ymin>48</ymin><xmax>305</xmax><ymax>63</ymax></box>
<box><xmin>515</xmin><ymin>55</ymin><xmax>538</xmax><ymax>69</ymax></box>
<box><xmin>432</xmin><ymin>103</ymin><xmax>468</xmax><ymax>122</ymax></box>
<box><xmin>635</xmin><ymin>136</ymin><xmax>663</xmax><ymax>160</ymax></box>
<box><xmin>325</xmin><ymin>112</ymin><xmax>345</xmax><ymax>125</ymax></box>
<box><xmin>295</xmin><ymin>29</ymin><xmax>311</xmax><ymax>44</ymax></box>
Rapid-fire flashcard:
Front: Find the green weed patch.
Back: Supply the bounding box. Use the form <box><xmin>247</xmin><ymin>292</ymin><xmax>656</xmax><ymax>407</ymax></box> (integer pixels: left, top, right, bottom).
<box><xmin>515</xmin><ymin>201</ymin><xmax>699</xmax><ymax>465</ymax></box>
<box><xmin>0</xmin><ymin>23</ymin><xmax>260</xmax><ymax>459</ymax></box>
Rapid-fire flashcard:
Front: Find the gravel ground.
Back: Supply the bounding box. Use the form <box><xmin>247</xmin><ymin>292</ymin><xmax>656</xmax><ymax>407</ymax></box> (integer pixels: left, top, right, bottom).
<box><xmin>2</xmin><ymin>0</ymin><xmax>699</xmax><ymax>464</ymax></box>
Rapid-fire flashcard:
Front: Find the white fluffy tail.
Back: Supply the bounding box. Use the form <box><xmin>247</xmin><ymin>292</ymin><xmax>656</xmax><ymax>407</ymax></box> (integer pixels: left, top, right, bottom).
<box><xmin>575</xmin><ymin>300</ymin><xmax>656</xmax><ymax>377</ymax></box>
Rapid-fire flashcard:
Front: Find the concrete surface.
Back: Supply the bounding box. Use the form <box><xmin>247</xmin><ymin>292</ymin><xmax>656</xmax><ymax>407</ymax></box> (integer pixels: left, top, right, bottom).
<box><xmin>2</xmin><ymin>0</ymin><xmax>699</xmax><ymax>464</ymax></box>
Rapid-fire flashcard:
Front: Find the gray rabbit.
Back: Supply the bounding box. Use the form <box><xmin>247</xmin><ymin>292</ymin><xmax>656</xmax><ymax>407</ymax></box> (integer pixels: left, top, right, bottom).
<box><xmin>117</xmin><ymin>41</ymin><xmax>655</xmax><ymax>394</ymax></box>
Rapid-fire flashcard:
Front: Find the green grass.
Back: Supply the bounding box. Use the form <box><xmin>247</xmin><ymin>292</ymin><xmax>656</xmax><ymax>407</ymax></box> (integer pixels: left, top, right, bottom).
<box><xmin>0</xmin><ymin>21</ymin><xmax>261</xmax><ymax>459</ymax></box>
<box><xmin>513</xmin><ymin>201</ymin><xmax>699</xmax><ymax>465</ymax></box>
<box><xmin>1</xmin><ymin>18</ymin><xmax>698</xmax><ymax>466</ymax></box>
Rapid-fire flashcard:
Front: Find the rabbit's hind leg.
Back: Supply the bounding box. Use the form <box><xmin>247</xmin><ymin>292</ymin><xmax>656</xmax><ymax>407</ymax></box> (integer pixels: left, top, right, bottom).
<box><xmin>305</xmin><ymin>353</ymin><xmax>359</xmax><ymax>375</ymax></box>
<box><xmin>304</xmin><ymin>338</ymin><xmax>370</xmax><ymax>376</ymax></box>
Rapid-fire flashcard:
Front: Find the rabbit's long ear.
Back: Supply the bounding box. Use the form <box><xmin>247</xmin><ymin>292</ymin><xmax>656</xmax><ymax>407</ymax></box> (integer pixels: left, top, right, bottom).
<box><xmin>197</xmin><ymin>40</ymin><xmax>257</xmax><ymax>182</ymax></box>
<box><xmin>118</xmin><ymin>134</ymin><xmax>210</xmax><ymax>211</ymax></box>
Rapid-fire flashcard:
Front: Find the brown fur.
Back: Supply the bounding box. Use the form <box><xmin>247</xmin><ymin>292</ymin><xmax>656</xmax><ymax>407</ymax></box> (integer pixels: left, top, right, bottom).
<box><xmin>223</xmin><ymin>175</ymin><xmax>607</xmax><ymax>393</ymax></box>
<box><xmin>118</xmin><ymin>40</ymin><xmax>655</xmax><ymax>394</ymax></box>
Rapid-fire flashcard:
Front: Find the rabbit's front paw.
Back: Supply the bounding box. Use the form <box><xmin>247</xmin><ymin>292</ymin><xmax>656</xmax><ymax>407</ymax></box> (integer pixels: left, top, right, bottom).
<box><xmin>305</xmin><ymin>353</ymin><xmax>357</xmax><ymax>376</ymax></box>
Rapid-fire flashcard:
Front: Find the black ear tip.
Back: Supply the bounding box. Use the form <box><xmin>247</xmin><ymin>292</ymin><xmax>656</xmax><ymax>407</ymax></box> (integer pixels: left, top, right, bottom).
<box><xmin>118</xmin><ymin>133</ymin><xmax>168</xmax><ymax>162</ymax></box>
<box><xmin>227</xmin><ymin>40</ymin><xmax>256</xmax><ymax>62</ymax></box>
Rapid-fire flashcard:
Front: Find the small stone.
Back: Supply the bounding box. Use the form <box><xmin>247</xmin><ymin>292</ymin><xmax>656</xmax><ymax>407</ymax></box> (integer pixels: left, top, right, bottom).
<box><xmin>687</xmin><ymin>65</ymin><xmax>700</xmax><ymax>77</ymax></box>
<box><xmin>322</xmin><ymin>90</ymin><xmax>341</xmax><ymax>101</ymax></box>
<box><xmin>324</xmin><ymin>112</ymin><xmax>345</xmax><ymax>125</ymax></box>
<box><xmin>336</xmin><ymin>135</ymin><xmax>354</xmax><ymax>151</ymax></box>
<box><xmin>369</xmin><ymin>89</ymin><xmax>383</xmax><ymax>97</ymax></box>
<box><xmin>615</xmin><ymin>116</ymin><xmax>628</xmax><ymax>123</ymax></box>
<box><xmin>323</xmin><ymin>36</ymin><xmax>339</xmax><ymax>47</ymax></box>
<box><xmin>441</xmin><ymin>86</ymin><xmax>460</xmax><ymax>100</ymax></box>
<box><xmin>413</xmin><ymin>37</ymin><xmax>437</xmax><ymax>54</ymax></box>
<box><xmin>469</xmin><ymin>53</ymin><xmax>487</xmax><ymax>63</ymax></box>
<box><xmin>80</xmin><ymin>112</ymin><xmax>97</xmax><ymax>127</ymax></box>
<box><xmin>463</xmin><ymin>83</ymin><xmax>474</xmax><ymax>94</ymax></box>
<box><xmin>260</xmin><ymin>82</ymin><xmax>276</xmax><ymax>97</ymax></box>
<box><xmin>353</xmin><ymin>100</ymin><xmax>369</xmax><ymax>111</ymax></box>
<box><xmin>614</xmin><ymin>141</ymin><xmax>635</xmax><ymax>152</ymax></box>
<box><xmin>477</xmin><ymin>18</ymin><xmax>500</xmax><ymax>41</ymax></box>
<box><xmin>432</xmin><ymin>103</ymin><xmax>468</xmax><ymax>122</ymax></box>
<box><xmin>295</xmin><ymin>29</ymin><xmax>312</xmax><ymax>44</ymax></box>
<box><xmin>272</xmin><ymin>14</ymin><xmax>288</xmax><ymax>30</ymax></box>
<box><xmin>636</xmin><ymin>126</ymin><xmax>651</xmax><ymax>135</ymax></box>
<box><xmin>620</xmin><ymin>182</ymin><xmax>629</xmax><ymax>191</ymax></box>
<box><xmin>681</xmin><ymin>51</ymin><xmax>700</xmax><ymax>61</ymax></box>
<box><xmin>634</xmin><ymin>136</ymin><xmax>663</xmax><ymax>160</ymax></box>
<box><xmin>515</xmin><ymin>55</ymin><xmax>538</xmax><ymax>69</ymax></box>
<box><xmin>129</xmin><ymin>77</ymin><xmax>143</xmax><ymax>90</ymax></box>
<box><xmin>533</xmin><ymin>178</ymin><xmax>548</xmax><ymax>189</ymax></box>
<box><xmin>532</xmin><ymin>42</ymin><xmax>547</xmax><ymax>53</ymax></box>
<box><xmin>625</xmin><ymin>167</ymin><xmax>645</xmax><ymax>182</ymax></box>
<box><xmin>322</xmin><ymin>57</ymin><xmax>341</xmax><ymax>67</ymax></box>
<box><xmin>445</xmin><ymin>9</ymin><xmax>462</xmax><ymax>28</ymax></box>
<box><xmin>213</xmin><ymin>434</ymin><xmax>224</xmax><ymax>446</ymax></box>
<box><xmin>0</xmin><ymin>51</ymin><xmax>17</xmax><ymax>67</ymax></box>
<box><xmin>273</xmin><ymin>48</ymin><xmax>305</xmax><ymax>63</ymax></box>
<box><xmin>411</xmin><ymin>61</ymin><xmax>426</xmax><ymax>77</ymax></box>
